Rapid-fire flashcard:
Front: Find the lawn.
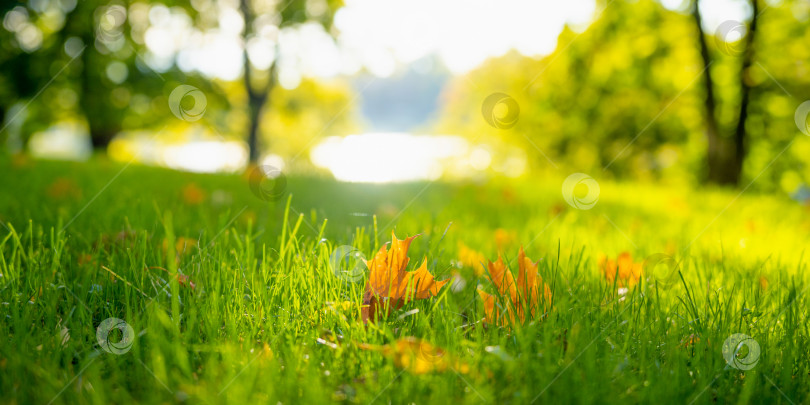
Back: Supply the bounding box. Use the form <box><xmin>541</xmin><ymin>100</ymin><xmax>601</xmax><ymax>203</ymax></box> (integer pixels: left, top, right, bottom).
<box><xmin>1</xmin><ymin>154</ymin><xmax>808</xmax><ymax>404</ymax></box>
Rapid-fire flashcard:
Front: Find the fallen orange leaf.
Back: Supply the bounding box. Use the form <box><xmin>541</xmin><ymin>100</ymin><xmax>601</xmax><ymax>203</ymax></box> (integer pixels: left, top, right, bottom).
<box><xmin>146</xmin><ymin>266</ymin><xmax>196</xmax><ymax>290</ymax></box>
<box><xmin>181</xmin><ymin>183</ymin><xmax>206</xmax><ymax>205</ymax></box>
<box><xmin>478</xmin><ymin>247</ymin><xmax>552</xmax><ymax>326</ymax></box>
<box><xmin>46</xmin><ymin>178</ymin><xmax>82</xmax><ymax>200</ymax></box>
<box><xmin>361</xmin><ymin>232</ymin><xmax>450</xmax><ymax>323</ymax></box>
<box><xmin>162</xmin><ymin>237</ymin><xmax>198</xmax><ymax>257</ymax></box>
<box><xmin>11</xmin><ymin>153</ymin><xmax>30</xmax><ymax>168</ymax></box>
<box><xmin>78</xmin><ymin>253</ymin><xmax>95</xmax><ymax>266</ymax></box>
<box><xmin>599</xmin><ymin>252</ymin><xmax>642</xmax><ymax>287</ymax></box>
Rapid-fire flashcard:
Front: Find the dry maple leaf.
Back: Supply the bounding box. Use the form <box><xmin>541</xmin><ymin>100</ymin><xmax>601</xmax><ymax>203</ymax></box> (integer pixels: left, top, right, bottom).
<box><xmin>361</xmin><ymin>232</ymin><xmax>450</xmax><ymax>323</ymax></box>
<box><xmin>181</xmin><ymin>183</ymin><xmax>206</xmax><ymax>205</ymax></box>
<box><xmin>478</xmin><ymin>247</ymin><xmax>552</xmax><ymax>326</ymax></box>
<box><xmin>358</xmin><ymin>337</ymin><xmax>469</xmax><ymax>374</ymax></box>
<box><xmin>599</xmin><ymin>252</ymin><xmax>642</xmax><ymax>287</ymax></box>
<box><xmin>46</xmin><ymin>178</ymin><xmax>82</xmax><ymax>200</ymax></box>
<box><xmin>146</xmin><ymin>266</ymin><xmax>196</xmax><ymax>290</ymax></box>
<box><xmin>162</xmin><ymin>237</ymin><xmax>198</xmax><ymax>259</ymax></box>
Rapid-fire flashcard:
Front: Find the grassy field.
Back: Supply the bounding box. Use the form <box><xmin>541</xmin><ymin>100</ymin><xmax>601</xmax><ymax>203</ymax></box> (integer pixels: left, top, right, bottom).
<box><xmin>1</xmin><ymin>154</ymin><xmax>809</xmax><ymax>404</ymax></box>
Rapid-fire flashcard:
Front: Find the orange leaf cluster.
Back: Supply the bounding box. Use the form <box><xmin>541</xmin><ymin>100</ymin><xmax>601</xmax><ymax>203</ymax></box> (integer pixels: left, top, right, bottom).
<box><xmin>361</xmin><ymin>233</ymin><xmax>450</xmax><ymax>323</ymax></box>
<box><xmin>599</xmin><ymin>252</ymin><xmax>642</xmax><ymax>287</ymax></box>
<box><xmin>478</xmin><ymin>248</ymin><xmax>552</xmax><ymax>326</ymax></box>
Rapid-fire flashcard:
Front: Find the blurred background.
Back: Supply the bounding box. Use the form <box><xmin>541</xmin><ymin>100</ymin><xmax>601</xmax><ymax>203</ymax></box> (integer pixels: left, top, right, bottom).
<box><xmin>1</xmin><ymin>0</ymin><xmax>809</xmax><ymax>193</ymax></box>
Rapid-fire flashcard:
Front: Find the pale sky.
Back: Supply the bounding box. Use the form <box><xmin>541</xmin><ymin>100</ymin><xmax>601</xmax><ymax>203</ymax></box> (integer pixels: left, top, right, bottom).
<box><xmin>138</xmin><ymin>0</ymin><xmax>751</xmax><ymax>87</ymax></box>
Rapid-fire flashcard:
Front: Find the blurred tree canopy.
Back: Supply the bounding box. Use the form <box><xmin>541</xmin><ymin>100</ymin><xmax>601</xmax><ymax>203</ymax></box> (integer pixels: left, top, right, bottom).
<box><xmin>436</xmin><ymin>0</ymin><xmax>810</xmax><ymax>190</ymax></box>
<box><xmin>0</xmin><ymin>0</ymin><xmax>356</xmax><ymax>162</ymax></box>
<box><xmin>3</xmin><ymin>0</ymin><xmax>810</xmax><ymax>190</ymax></box>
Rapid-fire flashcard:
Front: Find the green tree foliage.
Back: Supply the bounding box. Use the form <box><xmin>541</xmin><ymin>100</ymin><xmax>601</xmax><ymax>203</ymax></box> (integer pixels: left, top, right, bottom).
<box><xmin>1</xmin><ymin>0</ymin><xmax>355</xmax><ymax>162</ymax></box>
<box><xmin>436</xmin><ymin>0</ymin><xmax>810</xmax><ymax>190</ymax></box>
<box><xmin>261</xmin><ymin>77</ymin><xmax>360</xmax><ymax>162</ymax></box>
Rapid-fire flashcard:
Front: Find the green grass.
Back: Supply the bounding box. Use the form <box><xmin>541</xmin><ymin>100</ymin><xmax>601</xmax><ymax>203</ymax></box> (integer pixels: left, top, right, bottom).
<box><xmin>1</xmin><ymin>154</ymin><xmax>809</xmax><ymax>404</ymax></box>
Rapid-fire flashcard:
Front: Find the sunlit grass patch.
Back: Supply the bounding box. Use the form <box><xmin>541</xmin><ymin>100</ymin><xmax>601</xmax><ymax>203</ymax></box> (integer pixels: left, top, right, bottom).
<box><xmin>0</xmin><ymin>157</ymin><xmax>808</xmax><ymax>403</ymax></box>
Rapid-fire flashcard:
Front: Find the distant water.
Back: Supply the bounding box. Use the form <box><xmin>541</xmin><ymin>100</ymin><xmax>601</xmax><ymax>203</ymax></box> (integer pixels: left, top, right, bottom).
<box><xmin>310</xmin><ymin>133</ymin><xmax>469</xmax><ymax>183</ymax></box>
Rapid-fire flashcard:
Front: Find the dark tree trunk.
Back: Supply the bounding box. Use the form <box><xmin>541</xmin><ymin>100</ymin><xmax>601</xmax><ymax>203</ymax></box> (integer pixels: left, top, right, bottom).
<box><xmin>81</xmin><ymin>47</ymin><xmax>118</xmax><ymax>151</ymax></box>
<box><xmin>240</xmin><ymin>0</ymin><xmax>275</xmax><ymax>164</ymax></box>
<box><xmin>76</xmin><ymin>12</ymin><xmax>119</xmax><ymax>153</ymax></box>
<box><xmin>89</xmin><ymin>128</ymin><xmax>117</xmax><ymax>149</ymax></box>
<box><xmin>692</xmin><ymin>0</ymin><xmax>758</xmax><ymax>186</ymax></box>
<box><xmin>246</xmin><ymin>93</ymin><xmax>265</xmax><ymax>163</ymax></box>
<box><xmin>733</xmin><ymin>0</ymin><xmax>758</xmax><ymax>182</ymax></box>
<box><xmin>692</xmin><ymin>1</ymin><xmax>737</xmax><ymax>185</ymax></box>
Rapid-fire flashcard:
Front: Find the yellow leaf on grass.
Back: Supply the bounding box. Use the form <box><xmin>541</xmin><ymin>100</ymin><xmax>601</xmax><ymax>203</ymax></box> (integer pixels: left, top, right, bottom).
<box><xmin>361</xmin><ymin>232</ymin><xmax>450</xmax><ymax>323</ymax></box>
<box><xmin>478</xmin><ymin>247</ymin><xmax>552</xmax><ymax>326</ymax></box>
<box><xmin>599</xmin><ymin>252</ymin><xmax>642</xmax><ymax>287</ymax></box>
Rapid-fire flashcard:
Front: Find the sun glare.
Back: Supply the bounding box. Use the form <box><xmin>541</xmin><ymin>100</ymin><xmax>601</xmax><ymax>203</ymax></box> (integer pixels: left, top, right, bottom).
<box><xmin>310</xmin><ymin>133</ymin><xmax>470</xmax><ymax>183</ymax></box>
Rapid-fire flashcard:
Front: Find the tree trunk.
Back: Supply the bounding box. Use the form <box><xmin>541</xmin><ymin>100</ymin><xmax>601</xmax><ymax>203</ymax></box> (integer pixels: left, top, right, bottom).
<box><xmin>246</xmin><ymin>93</ymin><xmax>265</xmax><ymax>163</ymax></box>
<box><xmin>240</xmin><ymin>0</ymin><xmax>275</xmax><ymax>164</ymax></box>
<box><xmin>89</xmin><ymin>128</ymin><xmax>117</xmax><ymax>150</ymax></box>
<box><xmin>692</xmin><ymin>1</ymin><xmax>738</xmax><ymax>185</ymax></box>
<box><xmin>692</xmin><ymin>0</ymin><xmax>759</xmax><ymax>186</ymax></box>
<box><xmin>81</xmin><ymin>51</ymin><xmax>118</xmax><ymax>151</ymax></box>
<box><xmin>733</xmin><ymin>0</ymin><xmax>758</xmax><ymax>183</ymax></box>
